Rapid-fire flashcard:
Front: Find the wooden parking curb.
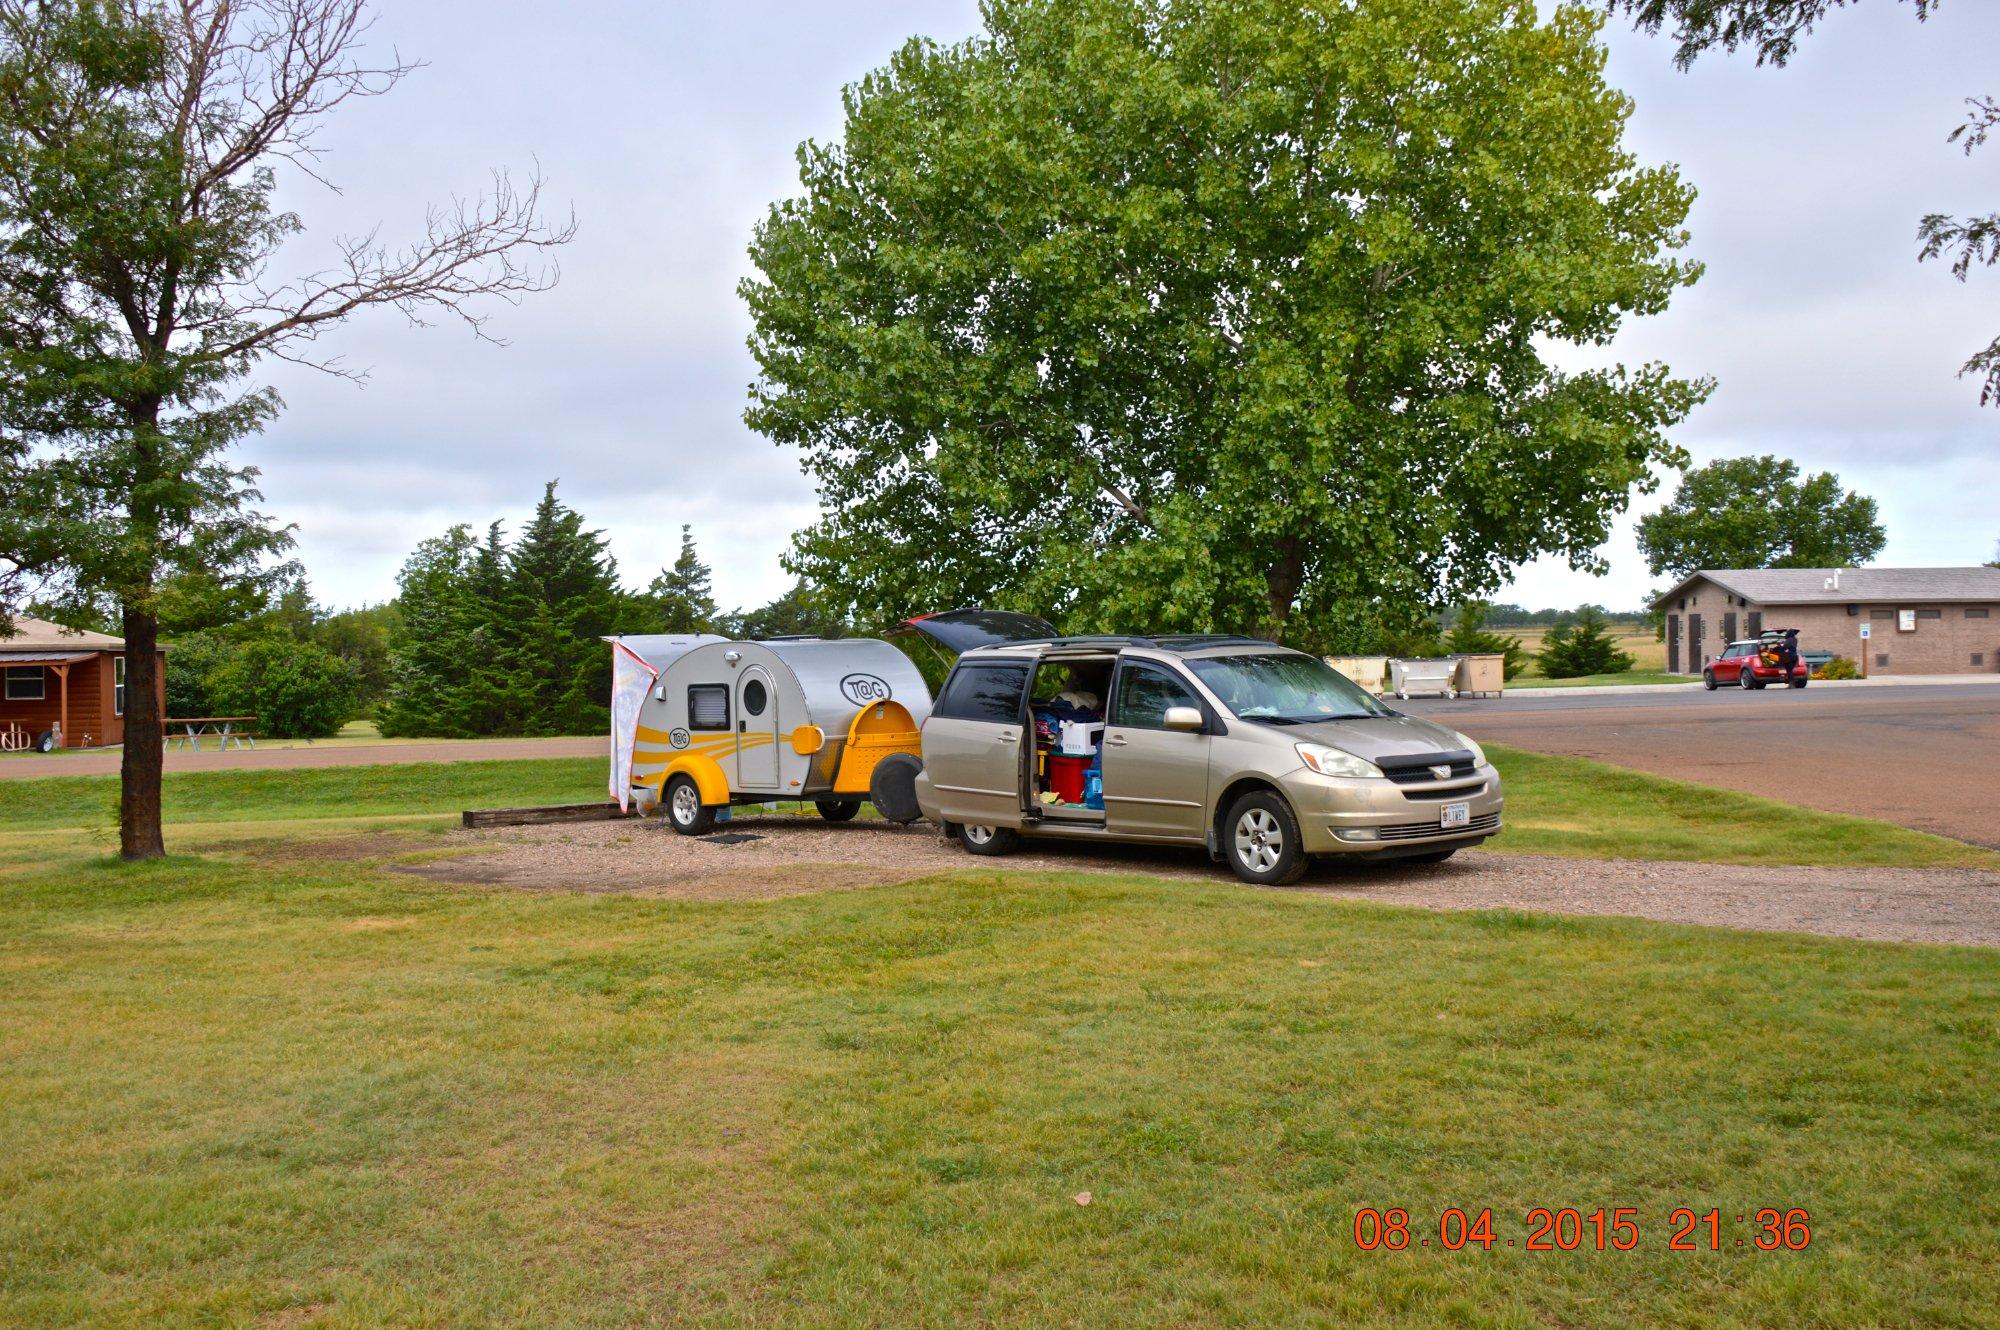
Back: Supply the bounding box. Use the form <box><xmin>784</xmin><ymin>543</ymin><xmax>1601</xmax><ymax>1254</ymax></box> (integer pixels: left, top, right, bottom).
<box><xmin>461</xmin><ymin>802</ymin><xmax>629</xmax><ymax>829</ymax></box>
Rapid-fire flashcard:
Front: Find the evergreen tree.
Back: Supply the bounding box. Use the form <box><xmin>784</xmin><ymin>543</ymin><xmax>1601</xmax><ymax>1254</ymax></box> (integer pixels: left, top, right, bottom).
<box><xmin>463</xmin><ymin>521</ymin><xmax>525</xmax><ymax>735</ymax></box>
<box><xmin>506</xmin><ymin>482</ymin><xmax>626</xmax><ymax>735</ymax></box>
<box><xmin>1444</xmin><ymin>602</ymin><xmax>1529</xmax><ymax>680</ymax></box>
<box><xmin>1536</xmin><ymin>606</ymin><xmax>1637</xmax><ymax>679</ymax></box>
<box><xmin>377</xmin><ymin>527</ymin><xmax>483</xmax><ymax>737</ymax></box>
<box><xmin>644</xmin><ymin>526</ymin><xmax>720</xmax><ymax>633</ymax></box>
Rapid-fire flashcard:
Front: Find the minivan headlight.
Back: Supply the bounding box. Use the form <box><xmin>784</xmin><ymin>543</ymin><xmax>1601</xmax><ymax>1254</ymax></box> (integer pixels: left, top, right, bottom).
<box><xmin>1296</xmin><ymin>742</ymin><xmax>1382</xmax><ymax>779</ymax></box>
<box><xmin>1452</xmin><ymin>732</ymin><xmax>1488</xmax><ymax>768</ymax></box>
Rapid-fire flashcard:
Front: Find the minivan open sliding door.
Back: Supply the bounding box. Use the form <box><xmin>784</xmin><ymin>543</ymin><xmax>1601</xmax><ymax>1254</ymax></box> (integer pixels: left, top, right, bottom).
<box><xmin>921</xmin><ymin>657</ymin><xmax>1035</xmax><ymax>827</ymax></box>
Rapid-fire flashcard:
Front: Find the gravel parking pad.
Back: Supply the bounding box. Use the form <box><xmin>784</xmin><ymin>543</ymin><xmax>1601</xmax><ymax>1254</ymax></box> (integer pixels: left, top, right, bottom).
<box><xmin>396</xmin><ymin>814</ymin><xmax>2000</xmax><ymax>945</ymax></box>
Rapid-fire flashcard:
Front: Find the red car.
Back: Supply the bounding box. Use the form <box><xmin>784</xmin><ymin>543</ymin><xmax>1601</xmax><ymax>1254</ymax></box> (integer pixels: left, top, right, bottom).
<box><xmin>1704</xmin><ymin>638</ymin><xmax>1809</xmax><ymax>691</ymax></box>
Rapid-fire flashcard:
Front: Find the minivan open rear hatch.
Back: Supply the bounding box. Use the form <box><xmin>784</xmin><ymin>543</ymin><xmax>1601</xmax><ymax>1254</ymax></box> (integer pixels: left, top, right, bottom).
<box><xmin>898</xmin><ymin>608</ymin><xmax>1059</xmax><ymax>654</ymax></box>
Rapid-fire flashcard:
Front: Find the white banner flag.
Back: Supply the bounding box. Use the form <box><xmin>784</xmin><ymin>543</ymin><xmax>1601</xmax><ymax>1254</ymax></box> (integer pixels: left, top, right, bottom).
<box><xmin>609</xmin><ymin>641</ymin><xmax>660</xmax><ymax>812</ymax></box>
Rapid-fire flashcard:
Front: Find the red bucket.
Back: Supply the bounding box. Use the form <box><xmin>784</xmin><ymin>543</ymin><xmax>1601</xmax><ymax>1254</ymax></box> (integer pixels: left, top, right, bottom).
<box><xmin>1048</xmin><ymin>754</ymin><xmax>1090</xmax><ymax>804</ymax></box>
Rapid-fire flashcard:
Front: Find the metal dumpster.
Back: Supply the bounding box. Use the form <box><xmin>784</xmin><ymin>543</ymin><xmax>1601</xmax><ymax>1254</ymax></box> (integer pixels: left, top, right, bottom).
<box><xmin>1325</xmin><ymin>655</ymin><xmax>1388</xmax><ymax>694</ymax></box>
<box><xmin>1451</xmin><ymin>653</ymin><xmax>1505</xmax><ymax>698</ymax></box>
<box><xmin>1388</xmin><ymin>657</ymin><xmax>1458</xmax><ymax>700</ymax></box>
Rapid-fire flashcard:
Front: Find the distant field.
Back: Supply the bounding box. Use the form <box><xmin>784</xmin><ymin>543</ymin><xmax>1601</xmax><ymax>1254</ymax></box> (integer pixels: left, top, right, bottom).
<box><xmin>1506</xmin><ymin>622</ymin><xmax>1664</xmax><ymax>678</ymax></box>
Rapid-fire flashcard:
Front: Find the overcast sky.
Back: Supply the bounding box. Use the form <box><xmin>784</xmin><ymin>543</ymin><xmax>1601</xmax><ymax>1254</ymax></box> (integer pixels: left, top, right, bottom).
<box><xmin>250</xmin><ymin>0</ymin><xmax>1999</xmax><ymax>616</ymax></box>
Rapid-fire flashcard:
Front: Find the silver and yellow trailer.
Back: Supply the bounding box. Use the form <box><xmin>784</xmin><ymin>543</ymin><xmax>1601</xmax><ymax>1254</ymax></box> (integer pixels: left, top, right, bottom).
<box><xmin>612</xmin><ymin>635</ymin><xmax>933</xmax><ymax>835</ymax></box>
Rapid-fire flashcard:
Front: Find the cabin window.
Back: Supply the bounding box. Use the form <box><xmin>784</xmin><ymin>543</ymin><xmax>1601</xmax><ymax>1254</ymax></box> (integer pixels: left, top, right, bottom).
<box><xmin>1915</xmin><ymin>609</ymin><xmax>1942</xmax><ymax>620</ymax></box>
<box><xmin>935</xmin><ymin>663</ymin><xmax>1029</xmax><ymax>724</ymax></box>
<box><xmin>1967</xmin><ymin>608</ymin><xmax>1990</xmax><ymax>619</ymax></box>
<box><xmin>4</xmin><ymin>666</ymin><xmax>45</xmax><ymax>701</ymax></box>
<box><xmin>741</xmin><ymin>678</ymin><xmax>768</xmax><ymax>716</ymax></box>
<box><xmin>687</xmin><ymin>684</ymin><xmax>730</xmax><ymax>731</ymax></box>
<box><xmin>115</xmin><ymin>657</ymin><xmax>126</xmax><ymax>715</ymax></box>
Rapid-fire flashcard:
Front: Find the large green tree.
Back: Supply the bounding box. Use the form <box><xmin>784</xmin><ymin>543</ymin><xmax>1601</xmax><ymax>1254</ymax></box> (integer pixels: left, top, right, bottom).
<box><xmin>0</xmin><ymin>0</ymin><xmax>568</xmax><ymax>858</ymax></box>
<box><xmin>1635</xmin><ymin>454</ymin><xmax>1885</xmax><ymax>576</ymax></box>
<box><xmin>1612</xmin><ymin>1</ymin><xmax>1998</xmax><ymax>405</ymax></box>
<box><xmin>745</xmin><ymin>0</ymin><xmax>1707</xmax><ymax>640</ymax></box>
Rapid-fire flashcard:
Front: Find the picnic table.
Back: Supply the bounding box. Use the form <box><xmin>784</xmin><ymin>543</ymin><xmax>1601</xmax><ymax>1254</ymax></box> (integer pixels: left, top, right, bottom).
<box><xmin>165</xmin><ymin>716</ymin><xmax>258</xmax><ymax>752</ymax></box>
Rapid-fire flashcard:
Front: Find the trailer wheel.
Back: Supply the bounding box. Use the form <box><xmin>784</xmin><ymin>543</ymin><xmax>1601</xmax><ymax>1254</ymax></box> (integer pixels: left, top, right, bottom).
<box><xmin>868</xmin><ymin>753</ymin><xmax>925</xmax><ymax>824</ymax></box>
<box><xmin>662</xmin><ymin>775</ymin><xmax>716</xmax><ymax>836</ymax></box>
<box><xmin>815</xmin><ymin>799</ymin><xmax>862</xmax><ymax>822</ymax></box>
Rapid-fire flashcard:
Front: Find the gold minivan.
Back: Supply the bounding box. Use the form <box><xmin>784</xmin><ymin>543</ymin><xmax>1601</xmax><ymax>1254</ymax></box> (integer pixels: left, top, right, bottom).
<box><xmin>905</xmin><ymin>613</ymin><xmax>1503</xmax><ymax>885</ymax></box>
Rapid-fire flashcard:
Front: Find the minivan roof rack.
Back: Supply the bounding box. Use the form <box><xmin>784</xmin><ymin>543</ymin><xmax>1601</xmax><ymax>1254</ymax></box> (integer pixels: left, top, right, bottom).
<box><xmin>974</xmin><ymin>633</ymin><xmax>1279</xmax><ymax>654</ymax></box>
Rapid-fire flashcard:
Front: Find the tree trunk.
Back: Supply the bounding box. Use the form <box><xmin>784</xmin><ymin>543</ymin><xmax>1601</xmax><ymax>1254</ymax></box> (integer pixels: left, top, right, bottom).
<box><xmin>1262</xmin><ymin>537</ymin><xmax>1305</xmax><ymax>638</ymax></box>
<box><xmin>120</xmin><ymin>398</ymin><xmax>167</xmax><ymax>861</ymax></box>
<box><xmin>119</xmin><ymin>597</ymin><xmax>166</xmax><ymax>859</ymax></box>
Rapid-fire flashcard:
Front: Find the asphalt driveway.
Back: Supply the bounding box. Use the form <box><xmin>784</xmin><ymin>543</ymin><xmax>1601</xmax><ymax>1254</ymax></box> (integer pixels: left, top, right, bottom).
<box><xmin>1405</xmin><ymin>682</ymin><xmax>2000</xmax><ymax>848</ymax></box>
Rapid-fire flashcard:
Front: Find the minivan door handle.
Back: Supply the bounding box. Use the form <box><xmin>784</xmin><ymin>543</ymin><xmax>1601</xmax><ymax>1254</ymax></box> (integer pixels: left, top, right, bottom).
<box><xmin>1106</xmin><ymin>734</ymin><xmax>1128</xmax><ymax>746</ymax></box>
<box><xmin>995</xmin><ymin>731</ymin><xmax>1017</xmax><ymax>743</ymax></box>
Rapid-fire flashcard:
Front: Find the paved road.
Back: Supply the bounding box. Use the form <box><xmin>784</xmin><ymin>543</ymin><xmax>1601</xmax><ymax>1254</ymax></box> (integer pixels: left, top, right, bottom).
<box><xmin>1403</xmin><ymin>681</ymin><xmax>2000</xmax><ymax>848</ymax></box>
<box><xmin>0</xmin><ymin>736</ymin><xmax>601</xmax><ymax>779</ymax></box>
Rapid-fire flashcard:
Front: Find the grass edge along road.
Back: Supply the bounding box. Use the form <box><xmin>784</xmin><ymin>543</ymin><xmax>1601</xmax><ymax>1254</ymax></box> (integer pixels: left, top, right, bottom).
<box><xmin>1</xmin><ymin>841</ymin><xmax>1995</xmax><ymax>1326</ymax></box>
<box><xmin>1</xmin><ymin>746</ymin><xmax>1991</xmax><ymax>870</ymax></box>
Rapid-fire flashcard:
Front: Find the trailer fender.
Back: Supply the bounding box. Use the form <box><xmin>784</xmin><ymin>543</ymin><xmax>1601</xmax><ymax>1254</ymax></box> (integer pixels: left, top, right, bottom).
<box><xmin>831</xmin><ymin>700</ymin><xmax>923</xmax><ymax>796</ymax></box>
<box><xmin>649</xmin><ymin>752</ymin><xmax>731</xmax><ymax>807</ymax></box>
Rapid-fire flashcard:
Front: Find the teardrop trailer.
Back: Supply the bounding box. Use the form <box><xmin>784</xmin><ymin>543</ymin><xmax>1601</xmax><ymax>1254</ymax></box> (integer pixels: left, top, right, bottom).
<box><xmin>609</xmin><ymin>632</ymin><xmax>936</xmax><ymax>833</ymax></box>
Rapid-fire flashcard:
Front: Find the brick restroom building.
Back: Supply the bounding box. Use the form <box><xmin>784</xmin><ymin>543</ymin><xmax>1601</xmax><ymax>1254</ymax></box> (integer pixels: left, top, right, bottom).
<box><xmin>1653</xmin><ymin>567</ymin><xmax>2000</xmax><ymax>678</ymax></box>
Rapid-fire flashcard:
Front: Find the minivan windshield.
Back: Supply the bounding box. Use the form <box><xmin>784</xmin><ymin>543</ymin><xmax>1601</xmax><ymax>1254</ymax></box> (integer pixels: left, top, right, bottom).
<box><xmin>1188</xmin><ymin>653</ymin><xmax>1391</xmax><ymax>723</ymax></box>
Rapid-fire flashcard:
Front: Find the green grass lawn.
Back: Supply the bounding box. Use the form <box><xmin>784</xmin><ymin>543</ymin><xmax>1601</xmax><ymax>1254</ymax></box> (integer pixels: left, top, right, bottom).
<box><xmin>1508</xmin><ymin>671</ymin><xmax>1695</xmax><ymax>690</ymax></box>
<box><xmin>4</xmin><ymin>754</ymin><xmax>1998</xmax><ymax>1325</ymax></box>
<box><xmin>4</xmin><ymin>747</ymin><xmax>1991</xmax><ymax>869</ymax></box>
<box><xmin>1</xmin><ymin>843</ymin><xmax>1995</xmax><ymax>1328</ymax></box>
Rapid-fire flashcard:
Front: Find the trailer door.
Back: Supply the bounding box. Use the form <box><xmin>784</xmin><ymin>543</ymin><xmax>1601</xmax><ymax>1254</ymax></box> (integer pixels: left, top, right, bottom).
<box><xmin>736</xmin><ymin>665</ymin><xmax>780</xmax><ymax>790</ymax></box>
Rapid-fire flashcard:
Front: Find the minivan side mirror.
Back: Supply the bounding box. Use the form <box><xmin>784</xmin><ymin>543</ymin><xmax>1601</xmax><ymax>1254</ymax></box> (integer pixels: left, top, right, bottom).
<box><xmin>1162</xmin><ymin>705</ymin><xmax>1205</xmax><ymax>733</ymax></box>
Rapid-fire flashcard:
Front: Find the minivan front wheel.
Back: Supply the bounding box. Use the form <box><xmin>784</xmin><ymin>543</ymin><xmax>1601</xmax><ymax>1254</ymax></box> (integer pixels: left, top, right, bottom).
<box><xmin>1224</xmin><ymin>791</ymin><xmax>1307</xmax><ymax>886</ymax></box>
<box><xmin>956</xmin><ymin>822</ymin><xmax>1020</xmax><ymax>857</ymax></box>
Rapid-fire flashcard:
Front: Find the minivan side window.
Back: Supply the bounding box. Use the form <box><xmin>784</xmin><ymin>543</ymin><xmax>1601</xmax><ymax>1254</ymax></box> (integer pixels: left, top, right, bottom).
<box><xmin>935</xmin><ymin>663</ymin><xmax>1030</xmax><ymax>723</ymax></box>
<box><xmin>1113</xmin><ymin>662</ymin><xmax>1201</xmax><ymax>730</ymax></box>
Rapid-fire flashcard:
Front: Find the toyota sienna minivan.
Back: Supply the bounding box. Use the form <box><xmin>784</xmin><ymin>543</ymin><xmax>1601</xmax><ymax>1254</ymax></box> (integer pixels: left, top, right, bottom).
<box><xmin>905</xmin><ymin>612</ymin><xmax>1503</xmax><ymax>885</ymax></box>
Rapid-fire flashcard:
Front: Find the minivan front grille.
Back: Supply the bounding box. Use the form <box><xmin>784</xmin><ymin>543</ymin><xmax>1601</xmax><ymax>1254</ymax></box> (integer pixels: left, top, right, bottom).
<box><xmin>1378</xmin><ymin>750</ymin><xmax>1478</xmax><ymax>785</ymax></box>
<box><xmin>1376</xmin><ymin>811</ymin><xmax>1502</xmax><ymax>842</ymax></box>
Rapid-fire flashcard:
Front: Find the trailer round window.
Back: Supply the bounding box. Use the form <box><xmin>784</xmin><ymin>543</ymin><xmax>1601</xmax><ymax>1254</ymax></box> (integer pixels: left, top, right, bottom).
<box><xmin>742</xmin><ymin>679</ymin><xmax>768</xmax><ymax>716</ymax></box>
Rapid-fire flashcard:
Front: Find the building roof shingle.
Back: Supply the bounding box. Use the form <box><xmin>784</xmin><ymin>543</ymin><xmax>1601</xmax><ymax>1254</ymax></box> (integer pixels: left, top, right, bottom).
<box><xmin>0</xmin><ymin>614</ymin><xmax>124</xmax><ymax>653</ymax></box>
<box><xmin>1653</xmin><ymin>566</ymin><xmax>2000</xmax><ymax>607</ymax></box>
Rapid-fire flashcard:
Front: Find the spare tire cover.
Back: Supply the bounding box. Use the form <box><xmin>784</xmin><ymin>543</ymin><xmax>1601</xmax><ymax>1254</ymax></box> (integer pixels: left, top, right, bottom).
<box><xmin>869</xmin><ymin>752</ymin><xmax>925</xmax><ymax>824</ymax></box>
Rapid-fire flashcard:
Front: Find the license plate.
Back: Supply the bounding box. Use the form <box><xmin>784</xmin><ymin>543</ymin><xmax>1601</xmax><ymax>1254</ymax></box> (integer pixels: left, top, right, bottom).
<box><xmin>1440</xmin><ymin>802</ymin><xmax>1470</xmax><ymax>829</ymax></box>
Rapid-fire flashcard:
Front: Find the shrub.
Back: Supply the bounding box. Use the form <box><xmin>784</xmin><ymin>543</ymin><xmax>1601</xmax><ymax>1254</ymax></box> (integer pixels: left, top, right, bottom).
<box><xmin>161</xmin><ymin>631</ymin><xmax>238</xmax><ymax>720</ymax></box>
<box><xmin>1815</xmin><ymin>655</ymin><xmax>1861</xmax><ymax>681</ymax></box>
<box><xmin>1536</xmin><ymin>606</ymin><xmax>1636</xmax><ymax>679</ymax></box>
<box><xmin>207</xmin><ymin>637</ymin><xmax>360</xmax><ymax>739</ymax></box>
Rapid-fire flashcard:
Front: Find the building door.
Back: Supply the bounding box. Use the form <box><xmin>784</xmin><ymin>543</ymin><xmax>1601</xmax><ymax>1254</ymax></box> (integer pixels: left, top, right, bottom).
<box><xmin>1747</xmin><ymin>611</ymin><xmax>1762</xmax><ymax>637</ymax></box>
<box><xmin>1722</xmin><ymin>612</ymin><xmax>1737</xmax><ymax>645</ymax></box>
<box><xmin>1667</xmin><ymin>615</ymin><xmax>1681</xmax><ymax>673</ymax></box>
<box><xmin>1689</xmin><ymin>614</ymin><xmax>1704</xmax><ymax>671</ymax></box>
<box><xmin>735</xmin><ymin>666</ymin><xmax>780</xmax><ymax>790</ymax></box>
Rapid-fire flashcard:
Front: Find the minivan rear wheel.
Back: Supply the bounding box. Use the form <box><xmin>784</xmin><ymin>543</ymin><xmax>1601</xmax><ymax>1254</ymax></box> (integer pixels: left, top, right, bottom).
<box><xmin>957</xmin><ymin>822</ymin><xmax>1020</xmax><ymax>857</ymax></box>
<box><xmin>1224</xmin><ymin>790</ymin><xmax>1307</xmax><ymax>886</ymax></box>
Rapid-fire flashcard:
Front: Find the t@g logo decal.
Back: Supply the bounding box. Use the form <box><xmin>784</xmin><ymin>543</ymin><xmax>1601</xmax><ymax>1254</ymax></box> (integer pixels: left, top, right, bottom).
<box><xmin>840</xmin><ymin>673</ymin><xmax>892</xmax><ymax>705</ymax></box>
<box><xmin>668</xmin><ymin>728</ymin><xmax>690</xmax><ymax>749</ymax></box>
